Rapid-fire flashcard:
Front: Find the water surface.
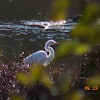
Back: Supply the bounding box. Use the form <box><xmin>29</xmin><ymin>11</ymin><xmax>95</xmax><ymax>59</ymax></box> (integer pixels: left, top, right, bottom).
<box><xmin>0</xmin><ymin>19</ymin><xmax>75</xmax><ymax>64</ymax></box>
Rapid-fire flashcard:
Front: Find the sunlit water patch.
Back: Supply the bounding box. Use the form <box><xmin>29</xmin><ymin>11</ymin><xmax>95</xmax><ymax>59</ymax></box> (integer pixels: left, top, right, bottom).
<box><xmin>0</xmin><ymin>19</ymin><xmax>75</xmax><ymax>40</ymax></box>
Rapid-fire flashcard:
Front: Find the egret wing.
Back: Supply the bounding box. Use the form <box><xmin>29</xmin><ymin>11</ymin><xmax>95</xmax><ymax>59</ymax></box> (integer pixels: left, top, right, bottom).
<box><xmin>24</xmin><ymin>50</ymin><xmax>47</xmax><ymax>66</ymax></box>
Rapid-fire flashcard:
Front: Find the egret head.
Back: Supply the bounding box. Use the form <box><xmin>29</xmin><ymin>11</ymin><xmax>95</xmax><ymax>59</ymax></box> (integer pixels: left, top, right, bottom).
<box><xmin>45</xmin><ymin>40</ymin><xmax>59</xmax><ymax>47</ymax></box>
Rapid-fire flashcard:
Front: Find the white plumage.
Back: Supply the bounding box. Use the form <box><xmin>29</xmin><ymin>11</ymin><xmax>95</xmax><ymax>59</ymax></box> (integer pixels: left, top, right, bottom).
<box><xmin>24</xmin><ymin>40</ymin><xmax>58</xmax><ymax>66</ymax></box>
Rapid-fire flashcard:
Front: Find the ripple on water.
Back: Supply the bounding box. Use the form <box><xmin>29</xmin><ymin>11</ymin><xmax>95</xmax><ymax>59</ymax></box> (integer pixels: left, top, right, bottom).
<box><xmin>0</xmin><ymin>19</ymin><xmax>75</xmax><ymax>40</ymax></box>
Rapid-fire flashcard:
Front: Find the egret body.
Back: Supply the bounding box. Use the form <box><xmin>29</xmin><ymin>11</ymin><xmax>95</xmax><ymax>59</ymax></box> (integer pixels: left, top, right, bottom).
<box><xmin>24</xmin><ymin>40</ymin><xmax>58</xmax><ymax>66</ymax></box>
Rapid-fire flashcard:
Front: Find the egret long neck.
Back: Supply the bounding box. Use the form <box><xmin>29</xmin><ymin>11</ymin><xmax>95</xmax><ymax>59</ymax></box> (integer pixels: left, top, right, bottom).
<box><xmin>45</xmin><ymin>44</ymin><xmax>55</xmax><ymax>62</ymax></box>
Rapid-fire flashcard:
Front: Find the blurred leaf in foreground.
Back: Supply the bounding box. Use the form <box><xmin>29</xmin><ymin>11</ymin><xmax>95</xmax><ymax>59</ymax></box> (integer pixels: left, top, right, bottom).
<box><xmin>55</xmin><ymin>40</ymin><xmax>91</xmax><ymax>60</ymax></box>
<box><xmin>67</xmin><ymin>90</ymin><xmax>85</xmax><ymax>100</ymax></box>
<box><xmin>0</xmin><ymin>49</ymin><xmax>2</xmax><ymax>56</ymax></box>
<box><xmin>12</xmin><ymin>95</ymin><xmax>26</xmax><ymax>100</ymax></box>
<box><xmin>41</xmin><ymin>73</ymin><xmax>53</xmax><ymax>89</ymax></box>
<box><xmin>72</xmin><ymin>3</ymin><xmax>100</xmax><ymax>44</ymax></box>
<box><xmin>17</xmin><ymin>64</ymin><xmax>55</xmax><ymax>92</ymax></box>
<box><xmin>81</xmin><ymin>4</ymin><xmax>100</xmax><ymax>25</ymax></box>
<box><xmin>49</xmin><ymin>0</ymin><xmax>70</xmax><ymax>21</ymax></box>
<box><xmin>55</xmin><ymin>40</ymin><xmax>78</xmax><ymax>60</ymax></box>
<box><xmin>74</xmin><ymin>43</ymin><xmax>90</xmax><ymax>55</ymax></box>
<box><xmin>41</xmin><ymin>72</ymin><xmax>59</xmax><ymax>96</ymax></box>
<box><xmin>87</xmin><ymin>74</ymin><xmax>100</xmax><ymax>86</ymax></box>
<box><xmin>72</xmin><ymin>25</ymin><xmax>97</xmax><ymax>39</ymax></box>
<box><xmin>17</xmin><ymin>65</ymin><xmax>42</xmax><ymax>87</ymax></box>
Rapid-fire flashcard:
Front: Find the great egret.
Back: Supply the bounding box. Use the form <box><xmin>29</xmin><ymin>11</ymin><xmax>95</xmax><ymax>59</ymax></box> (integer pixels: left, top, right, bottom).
<box><xmin>24</xmin><ymin>40</ymin><xmax>58</xmax><ymax>66</ymax></box>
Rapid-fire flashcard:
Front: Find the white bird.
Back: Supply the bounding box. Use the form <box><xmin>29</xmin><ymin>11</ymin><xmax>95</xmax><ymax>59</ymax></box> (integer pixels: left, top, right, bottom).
<box><xmin>24</xmin><ymin>40</ymin><xmax>58</xmax><ymax>66</ymax></box>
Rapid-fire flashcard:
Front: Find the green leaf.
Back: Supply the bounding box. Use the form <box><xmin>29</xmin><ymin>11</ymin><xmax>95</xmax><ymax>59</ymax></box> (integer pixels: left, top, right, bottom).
<box><xmin>12</xmin><ymin>95</ymin><xmax>26</xmax><ymax>100</ymax></box>
<box><xmin>41</xmin><ymin>73</ymin><xmax>53</xmax><ymax>89</ymax></box>
<box><xmin>0</xmin><ymin>50</ymin><xmax>2</xmax><ymax>56</ymax></box>
<box><xmin>49</xmin><ymin>0</ymin><xmax>70</xmax><ymax>21</ymax></box>
<box><xmin>17</xmin><ymin>65</ymin><xmax>42</xmax><ymax>87</ymax></box>
<box><xmin>74</xmin><ymin>43</ymin><xmax>91</xmax><ymax>55</ymax></box>
<box><xmin>55</xmin><ymin>40</ymin><xmax>78</xmax><ymax>60</ymax></box>
<box><xmin>87</xmin><ymin>75</ymin><xmax>100</xmax><ymax>86</ymax></box>
<box><xmin>80</xmin><ymin>4</ymin><xmax>100</xmax><ymax>25</ymax></box>
<box><xmin>72</xmin><ymin>24</ymin><xmax>97</xmax><ymax>38</ymax></box>
<box><xmin>69</xmin><ymin>91</ymin><xmax>85</xmax><ymax>100</ymax></box>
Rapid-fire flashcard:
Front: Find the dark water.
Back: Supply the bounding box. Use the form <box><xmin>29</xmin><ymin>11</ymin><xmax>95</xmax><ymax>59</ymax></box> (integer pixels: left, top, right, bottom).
<box><xmin>0</xmin><ymin>19</ymin><xmax>75</xmax><ymax>64</ymax></box>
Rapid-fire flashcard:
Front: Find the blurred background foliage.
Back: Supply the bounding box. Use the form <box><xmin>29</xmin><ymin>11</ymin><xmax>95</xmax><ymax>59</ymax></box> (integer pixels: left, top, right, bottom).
<box><xmin>0</xmin><ymin>0</ymin><xmax>100</xmax><ymax>100</ymax></box>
